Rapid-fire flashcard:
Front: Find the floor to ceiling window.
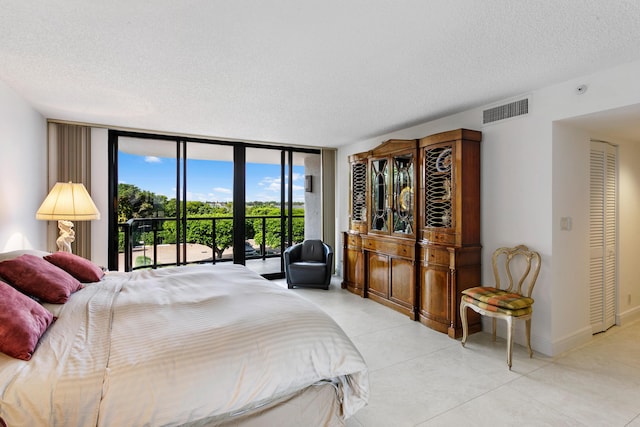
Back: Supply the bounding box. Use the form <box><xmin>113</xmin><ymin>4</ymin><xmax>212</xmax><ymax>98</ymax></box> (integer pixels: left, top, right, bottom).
<box><xmin>107</xmin><ymin>130</ymin><xmax>321</xmax><ymax>279</ymax></box>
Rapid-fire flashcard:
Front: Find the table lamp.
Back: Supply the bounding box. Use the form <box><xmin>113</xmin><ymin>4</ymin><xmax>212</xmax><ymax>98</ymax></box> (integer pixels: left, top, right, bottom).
<box><xmin>36</xmin><ymin>182</ymin><xmax>101</xmax><ymax>253</ymax></box>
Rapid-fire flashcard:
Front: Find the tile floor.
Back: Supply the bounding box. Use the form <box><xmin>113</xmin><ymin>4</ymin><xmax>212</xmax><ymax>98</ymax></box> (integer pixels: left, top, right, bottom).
<box><xmin>275</xmin><ymin>276</ymin><xmax>640</xmax><ymax>427</ymax></box>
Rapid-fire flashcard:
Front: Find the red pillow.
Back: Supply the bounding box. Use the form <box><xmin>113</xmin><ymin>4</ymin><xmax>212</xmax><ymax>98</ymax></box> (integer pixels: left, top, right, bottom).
<box><xmin>0</xmin><ymin>280</ymin><xmax>54</xmax><ymax>360</ymax></box>
<box><xmin>44</xmin><ymin>252</ymin><xmax>104</xmax><ymax>283</ymax></box>
<box><xmin>0</xmin><ymin>254</ymin><xmax>82</xmax><ymax>303</ymax></box>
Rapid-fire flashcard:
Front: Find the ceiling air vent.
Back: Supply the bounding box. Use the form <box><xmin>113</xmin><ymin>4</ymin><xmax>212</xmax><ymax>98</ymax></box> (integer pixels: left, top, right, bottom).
<box><xmin>482</xmin><ymin>97</ymin><xmax>529</xmax><ymax>125</ymax></box>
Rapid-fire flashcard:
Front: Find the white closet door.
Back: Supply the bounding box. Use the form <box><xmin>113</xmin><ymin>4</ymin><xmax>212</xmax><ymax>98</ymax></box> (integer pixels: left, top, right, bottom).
<box><xmin>589</xmin><ymin>140</ymin><xmax>617</xmax><ymax>333</ymax></box>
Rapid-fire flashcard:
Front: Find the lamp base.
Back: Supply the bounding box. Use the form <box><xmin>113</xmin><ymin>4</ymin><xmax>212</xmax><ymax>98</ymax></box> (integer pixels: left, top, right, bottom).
<box><xmin>56</xmin><ymin>220</ymin><xmax>75</xmax><ymax>253</ymax></box>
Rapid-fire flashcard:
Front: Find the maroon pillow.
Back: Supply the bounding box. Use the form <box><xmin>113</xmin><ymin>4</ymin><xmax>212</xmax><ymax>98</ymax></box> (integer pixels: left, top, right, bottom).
<box><xmin>44</xmin><ymin>252</ymin><xmax>104</xmax><ymax>283</ymax></box>
<box><xmin>0</xmin><ymin>280</ymin><xmax>54</xmax><ymax>360</ymax></box>
<box><xmin>0</xmin><ymin>254</ymin><xmax>82</xmax><ymax>303</ymax></box>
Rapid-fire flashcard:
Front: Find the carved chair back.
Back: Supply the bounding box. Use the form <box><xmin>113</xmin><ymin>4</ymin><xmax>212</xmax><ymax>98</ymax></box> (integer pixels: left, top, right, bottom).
<box><xmin>492</xmin><ymin>245</ymin><xmax>541</xmax><ymax>298</ymax></box>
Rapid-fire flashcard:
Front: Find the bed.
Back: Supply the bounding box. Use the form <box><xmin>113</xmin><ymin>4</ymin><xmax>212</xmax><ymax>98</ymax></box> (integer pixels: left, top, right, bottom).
<box><xmin>0</xmin><ymin>251</ymin><xmax>369</xmax><ymax>426</ymax></box>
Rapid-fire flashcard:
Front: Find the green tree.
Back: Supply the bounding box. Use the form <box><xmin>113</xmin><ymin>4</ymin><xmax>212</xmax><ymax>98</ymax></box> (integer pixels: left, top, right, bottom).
<box><xmin>117</xmin><ymin>183</ymin><xmax>167</xmax><ymax>222</ymax></box>
<box><xmin>249</xmin><ymin>206</ymin><xmax>304</xmax><ymax>249</ymax></box>
<box><xmin>160</xmin><ymin>215</ymin><xmax>234</xmax><ymax>259</ymax></box>
<box><xmin>117</xmin><ymin>186</ymin><xmax>305</xmax><ymax>257</ymax></box>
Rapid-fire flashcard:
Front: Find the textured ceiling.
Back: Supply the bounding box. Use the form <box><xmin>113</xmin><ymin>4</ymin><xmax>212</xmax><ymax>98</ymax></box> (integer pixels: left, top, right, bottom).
<box><xmin>2</xmin><ymin>1</ymin><xmax>640</xmax><ymax>147</ymax></box>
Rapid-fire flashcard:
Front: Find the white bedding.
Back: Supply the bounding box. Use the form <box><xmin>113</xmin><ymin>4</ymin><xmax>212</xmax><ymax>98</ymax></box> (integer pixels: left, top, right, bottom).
<box><xmin>0</xmin><ymin>264</ymin><xmax>369</xmax><ymax>426</ymax></box>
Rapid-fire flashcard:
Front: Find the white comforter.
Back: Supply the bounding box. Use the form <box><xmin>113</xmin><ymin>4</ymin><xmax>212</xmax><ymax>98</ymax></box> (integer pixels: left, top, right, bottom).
<box><xmin>0</xmin><ymin>264</ymin><xmax>368</xmax><ymax>426</ymax></box>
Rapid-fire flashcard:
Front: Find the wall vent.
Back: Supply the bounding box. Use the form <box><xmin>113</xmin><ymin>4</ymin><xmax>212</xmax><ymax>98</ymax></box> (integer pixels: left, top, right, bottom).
<box><xmin>482</xmin><ymin>97</ymin><xmax>529</xmax><ymax>125</ymax></box>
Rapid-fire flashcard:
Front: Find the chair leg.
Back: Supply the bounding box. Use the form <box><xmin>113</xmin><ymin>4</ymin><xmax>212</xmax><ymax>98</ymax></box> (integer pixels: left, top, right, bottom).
<box><xmin>525</xmin><ymin>318</ymin><xmax>533</xmax><ymax>358</ymax></box>
<box><xmin>492</xmin><ymin>318</ymin><xmax>497</xmax><ymax>342</ymax></box>
<box><xmin>506</xmin><ymin>317</ymin><xmax>514</xmax><ymax>370</ymax></box>
<box><xmin>460</xmin><ymin>300</ymin><xmax>468</xmax><ymax>347</ymax></box>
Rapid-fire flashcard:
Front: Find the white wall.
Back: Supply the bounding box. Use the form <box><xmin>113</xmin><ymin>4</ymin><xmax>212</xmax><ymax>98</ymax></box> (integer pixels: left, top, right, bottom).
<box><xmin>614</xmin><ymin>137</ymin><xmax>640</xmax><ymax>323</ymax></box>
<box><xmin>551</xmin><ymin>123</ymin><xmax>591</xmax><ymax>351</ymax></box>
<box><xmin>336</xmin><ymin>58</ymin><xmax>640</xmax><ymax>356</ymax></box>
<box><xmin>0</xmin><ymin>80</ymin><xmax>47</xmax><ymax>251</ymax></box>
<box><xmin>303</xmin><ymin>153</ymin><xmax>322</xmax><ymax>240</ymax></box>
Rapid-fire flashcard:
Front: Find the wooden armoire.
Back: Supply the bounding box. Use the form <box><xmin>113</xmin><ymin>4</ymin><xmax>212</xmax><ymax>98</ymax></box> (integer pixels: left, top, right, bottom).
<box><xmin>342</xmin><ymin>129</ymin><xmax>482</xmax><ymax>337</ymax></box>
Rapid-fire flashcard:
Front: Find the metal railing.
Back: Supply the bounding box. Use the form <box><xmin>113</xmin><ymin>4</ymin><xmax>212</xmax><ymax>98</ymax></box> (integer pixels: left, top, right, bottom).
<box><xmin>118</xmin><ymin>214</ymin><xmax>303</xmax><ymax>272</ymax></box>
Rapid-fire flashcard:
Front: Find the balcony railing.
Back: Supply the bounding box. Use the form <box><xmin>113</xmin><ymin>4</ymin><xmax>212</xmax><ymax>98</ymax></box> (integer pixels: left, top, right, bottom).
<box><xmin>118</xmin><ymin>215</ymin><xmax>303</xmax><ymax>272</ymax></box>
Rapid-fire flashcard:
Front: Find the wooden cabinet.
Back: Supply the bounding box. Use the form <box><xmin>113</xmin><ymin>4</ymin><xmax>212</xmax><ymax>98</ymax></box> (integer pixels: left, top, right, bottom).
<box><xmin>361</xmin><ymin>234</ymin><xmax>416</xmax><ymax>318</ymax></box>
<box><xmin>418</xmin><ymin>129</ymin><xmax>482</xmax><ymax>337</ymax></box>
<box><xmin>362</xmin><ymin>139</ymin><xmax>418</xmax><ymax>318</ymax></box>
<box><xmin>342</xmin><ymin>129</ymin><xmax>482</xmax><ymax>337</ymax></box>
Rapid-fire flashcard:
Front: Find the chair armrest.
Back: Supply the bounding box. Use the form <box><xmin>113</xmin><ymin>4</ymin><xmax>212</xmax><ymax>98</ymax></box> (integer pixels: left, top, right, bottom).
<box><xmin>323</xmin><ymin>243</ymin><xmax>334</xmax><ymax>284</ymax></box>
<box><xmin>322</xmin><ymin>243</ymin><xmax>333</xmax><ymax>263</ymax></box>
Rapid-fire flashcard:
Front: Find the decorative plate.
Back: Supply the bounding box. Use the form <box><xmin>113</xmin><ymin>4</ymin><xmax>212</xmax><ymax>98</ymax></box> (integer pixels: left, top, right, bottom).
<box><xmin>399</xmin><ymin>186</ymin><xmax>413</xmax><ymax>211</ymax></box>
<box><xmin>436</xmin><ymin>148</ymin><xmax>452</xmax><ymax>172</ymax></box>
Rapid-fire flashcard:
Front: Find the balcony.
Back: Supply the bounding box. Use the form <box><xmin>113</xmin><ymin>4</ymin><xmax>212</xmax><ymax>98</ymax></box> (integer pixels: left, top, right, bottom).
<box><xmin>118</xmin><ymin>214</ymin><xmax>303</xmax><ymax>273</ymax></box>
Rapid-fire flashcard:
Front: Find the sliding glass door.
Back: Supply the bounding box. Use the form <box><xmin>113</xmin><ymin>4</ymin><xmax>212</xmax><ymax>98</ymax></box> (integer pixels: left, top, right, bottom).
<box><xmin>243</xmin><ymin>148</ymin><xmax>320</xmax><ymax>277</ymax></box>
<box><xmin>114</xmin><ymin>136</ymin><xmax>179</xmax><ymax>270</ymax></box>
<box><xmin>108</xmin><ymin>130</ymin><xmax>320</xmax><ymax>278</ymax></box>
<box><xmin>184</xmin><ymin>142</ymin><xmax>235</xmax><ymax>265</ymax></box>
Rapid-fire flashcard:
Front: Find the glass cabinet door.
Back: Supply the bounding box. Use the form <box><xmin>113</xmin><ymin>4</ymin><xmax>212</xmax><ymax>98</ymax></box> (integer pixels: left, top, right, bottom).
<box><xmin>351</xmin><ymin>162</ymin><xmax>367</xmax><ymax>223</ymax></box>
<box><xmin>392</xmin><ymin>154</ymin><xmax>414</xmax><ymax>235</ymax></box>
<box><xmin>370</xmin><ymin>158</ymin><xmax>388</xmax><ymax>231</ymax></box>
<box><xmin>424</xmin><ymin>144</ymin><xmax>453</xmax><ymax>228</ymax></box>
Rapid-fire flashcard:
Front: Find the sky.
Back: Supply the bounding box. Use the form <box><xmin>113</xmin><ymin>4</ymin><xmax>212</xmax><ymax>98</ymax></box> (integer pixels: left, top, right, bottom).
<box><xmin>118</xmin><ymin>152</ymin><xmax>306</xmax><ymax>203</ymax></box>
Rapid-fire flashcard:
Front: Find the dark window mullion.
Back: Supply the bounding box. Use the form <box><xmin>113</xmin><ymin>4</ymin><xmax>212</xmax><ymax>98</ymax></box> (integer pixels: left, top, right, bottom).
<box><xmin>287</xmin><ymin>150</ymin><xmax>293</xmax><ymax>247</ymax></box>
<box><xmin>280</xmin><ymin>150</ymin><xmax>286</xmax><ymax>272</ymax></box>
<box><xmin>175</xmin><ymin>140</ymin><xmax>182</xmax><ymax>265</ymax></box>
<box><xmin>107</xmin><ymin>130</ymin><xmax>119</xmax><ymax>271</ymax></box>
<box><xmin>233</xmin><ymin>145</ymin><xmax>246</xmax><ymax>264</ymax></box>
<box><xmin>181</xmin><ymin>141</ymin><xmax>188</xmax><ymax>265</ymax></box>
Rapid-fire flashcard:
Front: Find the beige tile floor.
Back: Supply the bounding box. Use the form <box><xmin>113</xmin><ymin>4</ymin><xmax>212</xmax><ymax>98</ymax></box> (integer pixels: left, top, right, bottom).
<box><xmin>275</xmin><ymin>276</ymin><xmax>640</xmax><ymax>427</ymax></box>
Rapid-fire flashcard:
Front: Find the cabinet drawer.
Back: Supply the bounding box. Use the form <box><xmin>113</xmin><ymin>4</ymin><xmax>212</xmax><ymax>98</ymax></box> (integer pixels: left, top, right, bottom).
<box><xmin>347</xmin><ymin>234</ymin><xmax>361</xmax><ymax>248</ymax></box>
<box><xmin>422</xmin><ymin>246</ymin><xmax>450</xmax><ymax>265</ymax></box>
<box><xmin>424</xmin><ymin>230</ymin><xmax>456</xmax><ymax>245</ymax></box>
<box><xmin>392</xmin><ymin>243</ymin><xmax>415</xmax><ymax>259</ymax></box>
<box><xmin>363</xmin><ymin>238</ymin><xmax>415</xmax><ymax>259</ymax></box>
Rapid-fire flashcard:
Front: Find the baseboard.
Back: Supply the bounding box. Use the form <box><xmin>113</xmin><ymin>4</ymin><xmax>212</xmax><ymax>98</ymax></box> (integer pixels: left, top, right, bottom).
<box><xmin>485</xmin><ymin>317</ymin><xmax>592</xmax><ymax>358</ymax></box>
<box><xmin>547</xmin><ymin>326</ymin><xmax>592</xmax><ymax>358</ymax></box>
<box><xmin>548</xmin><ymin>309</ymin><xmax>640</xmax><ymax>356</ymax></box>
<box><xmin>617</xmin><ymin>305</ymin><xmax>640</xmax><ymax>325</ymax></box>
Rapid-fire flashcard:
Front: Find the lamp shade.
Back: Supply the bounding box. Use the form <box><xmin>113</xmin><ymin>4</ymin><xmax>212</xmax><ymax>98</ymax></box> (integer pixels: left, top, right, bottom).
<box><xmin>36</xmin><ymin>182</ymin><xmax>101</xmax><ymax>221</ymax></box>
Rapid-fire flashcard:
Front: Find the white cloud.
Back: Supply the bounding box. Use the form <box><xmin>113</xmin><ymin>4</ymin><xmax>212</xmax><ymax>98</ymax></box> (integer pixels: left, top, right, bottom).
<box><xmin>245</xmin><ymin>174</ymin><xmax>307</xmax><ymax>202</ymax></box>
<box><xmin>186</xmin><ymin>191</ymin><xmax>209</xmax><ymax>202</ymax></box>
<box><xmin>213</xmin><ymin>187</ymin><xmax>232</xmax><ymax>194</ymax></box>
<box><xmin>144</xmin><ymin>156</ymin><xmax>162</xmax><ymax>163</ymax></box>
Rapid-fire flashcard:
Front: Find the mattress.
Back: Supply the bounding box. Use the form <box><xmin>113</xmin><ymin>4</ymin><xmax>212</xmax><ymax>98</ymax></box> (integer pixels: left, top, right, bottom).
<box><xmin>0</xmin><ymin>263</ymin><xmax>368</xmax><ymax>426</ymax></box>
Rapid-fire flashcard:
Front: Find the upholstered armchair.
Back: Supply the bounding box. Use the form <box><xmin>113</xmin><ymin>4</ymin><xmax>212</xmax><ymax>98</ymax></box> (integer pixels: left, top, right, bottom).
<box><xmin>284</xmin><ymin>240</ymin><xmax>333</xmax><ymax>290</ymax></box>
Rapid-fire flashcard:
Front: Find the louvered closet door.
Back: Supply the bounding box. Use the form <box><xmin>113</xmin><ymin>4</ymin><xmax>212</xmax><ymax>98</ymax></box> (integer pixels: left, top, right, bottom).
<box><xmin>589</xmin><ymin>140</ymin><xmax>617</xmax><ymax>334</ymax></box>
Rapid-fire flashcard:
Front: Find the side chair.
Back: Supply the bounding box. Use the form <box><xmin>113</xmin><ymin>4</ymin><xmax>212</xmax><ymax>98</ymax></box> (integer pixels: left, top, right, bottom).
<box><xmin>460</xmin><ymin>245</ymin><xmax>541</xmax><ymax>369</ymax></box>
